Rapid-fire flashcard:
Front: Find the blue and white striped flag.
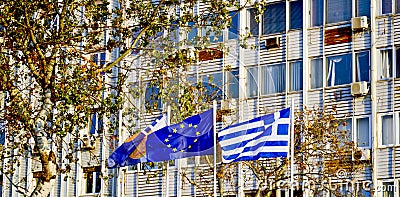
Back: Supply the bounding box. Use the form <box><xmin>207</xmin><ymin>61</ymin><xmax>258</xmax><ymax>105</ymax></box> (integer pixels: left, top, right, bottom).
<box><xmin>218</xmin><ymin>108</ymin><xmax>291</xmax><ymax>163</ymax></box>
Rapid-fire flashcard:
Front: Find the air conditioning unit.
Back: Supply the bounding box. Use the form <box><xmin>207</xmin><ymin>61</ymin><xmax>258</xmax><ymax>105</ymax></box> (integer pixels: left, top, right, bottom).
<box><xmin>353</xmin><ymin>148</ymin><xmax>371</xmax><ymax>161</ymax></box>
<box><xmin>351</xmin><ymin>16</ymin><xmax>368</xmax><ymax>30</ymax></box>
<box><xmin>351</xmin><ymin>81</ymin><xmax>368</xmax><ymax>96</ymax></box>
<box><xmin>264</xmin><ymin>37</ymin><xmax>280</xmax><ymax>49</ymax></box>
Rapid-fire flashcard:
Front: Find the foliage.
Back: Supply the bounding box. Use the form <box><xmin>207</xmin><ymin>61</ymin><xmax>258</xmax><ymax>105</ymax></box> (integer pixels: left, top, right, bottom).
<box><xmin>0</xmin><ymin>0</ymin><xmax>259</xmax><ymax>196</ymax></box>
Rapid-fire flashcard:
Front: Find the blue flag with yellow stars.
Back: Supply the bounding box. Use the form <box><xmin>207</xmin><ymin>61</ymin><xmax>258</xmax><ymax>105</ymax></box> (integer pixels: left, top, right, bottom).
<box><xmin>146</xmin><ymin>108</ymin><xmax>214</xmax><ymax>162</ymax></box>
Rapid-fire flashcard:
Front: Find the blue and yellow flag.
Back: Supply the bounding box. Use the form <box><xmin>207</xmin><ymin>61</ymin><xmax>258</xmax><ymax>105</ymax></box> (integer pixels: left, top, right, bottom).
<box><xmin>146</xmin><ymin>109</ymin><xmax>214</xmax><ymax>162</ymax></box>
<box><xmin>108</xmin><ymin>109</ymin><xmax>214</xmax><ymax>168</ymax></box>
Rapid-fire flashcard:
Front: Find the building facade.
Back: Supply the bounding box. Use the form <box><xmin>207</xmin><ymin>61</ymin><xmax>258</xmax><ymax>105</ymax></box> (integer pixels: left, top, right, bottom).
<box><xmin>3</xmin><ymin>0</ymin><xmax>400</xmax><ymax>196</ymax></box>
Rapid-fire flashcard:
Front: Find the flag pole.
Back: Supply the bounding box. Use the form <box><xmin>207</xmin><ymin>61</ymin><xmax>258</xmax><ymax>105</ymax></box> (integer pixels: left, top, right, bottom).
<box><xmin>213</xmin><ymin>100</ymin><xmax>217</xmax><ymax>197</ymax></box>
<box><xmin>290</xmin><ymin>99</ymin><xmax>295</xmax><ymax>197</ymax></box>
<box><xmin>165</xmin><ymin>104</ymin><xmax>171</xmax><ymax>197</ymax></box>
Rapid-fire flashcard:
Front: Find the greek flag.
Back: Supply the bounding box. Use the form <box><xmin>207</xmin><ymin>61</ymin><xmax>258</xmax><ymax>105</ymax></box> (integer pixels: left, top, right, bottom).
<box><xmin>218</xmin><ymin>108</ymin><xmax>290</xmax><ymax>163</ymax></box>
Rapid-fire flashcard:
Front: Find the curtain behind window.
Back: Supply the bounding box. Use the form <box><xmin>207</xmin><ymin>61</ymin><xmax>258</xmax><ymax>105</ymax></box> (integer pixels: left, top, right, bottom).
<box><xmin>312</xmin><ymin>0</ymin><xmax>323</xmax><ymax>26</ymax></box>
<box><xmin>311</xmin><ymin>58</ymin><xmax>323</xmax><ymax>89</ymax></box>
<box><xmin>327</xmin><ymin>54</ymin><xmax>352</xmax><ymax>86</ymax></box>
<box><xmin>382</xmin><ymin>115</ymin><xmax>394</xmax><ymax>145</ymax></box>
<box><xmin>380</xmin><ymin>49</ymin><xmax>392</xmax><ymax>79</ymax></box>
<box><xmin>290</xmin><ymin>61</ymin><xmax>303</xmax><ymax>91</ymax></box>
<box><xmin>262</xmin><ymin>64</ymin><xmax>286</xmax><ymax>94</ymax></box>
<box><xmin>263</xmin><ymin>2</ymin><xmax>285</xmax><ymax>35</ymax></box>
<box><xmin>327</xmin><ymin>0</ymin><xmax>352</xmax><ymax>23</ymax></box>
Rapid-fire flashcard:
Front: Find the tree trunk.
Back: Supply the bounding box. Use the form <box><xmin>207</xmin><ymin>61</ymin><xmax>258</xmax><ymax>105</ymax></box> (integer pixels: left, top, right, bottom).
<box><xmin>30</xmin><ymin>90</ymin><xmax>57</xmax><ymax>197</ymax></box>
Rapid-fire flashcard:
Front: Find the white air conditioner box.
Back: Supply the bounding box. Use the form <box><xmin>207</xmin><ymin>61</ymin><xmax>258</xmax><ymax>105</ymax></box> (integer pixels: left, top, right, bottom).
<box><xmin>351</xmin><ymin>81</ymin><xmax>368</xmax><ymax>96</ymax></box>
<box><xmin>351</xmin><ymin>16</ymin><xmax>368</xmax><ymax>30</ymax></box>
<box><xmin>353</xmin><ymin>148</ymin><xmax>371</xmax><ymax>161</ymax></box>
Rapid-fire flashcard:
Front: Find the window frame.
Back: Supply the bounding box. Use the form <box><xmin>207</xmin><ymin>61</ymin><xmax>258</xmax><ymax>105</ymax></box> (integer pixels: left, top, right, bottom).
<box><xmin>326</xmin><ymin>0</ymin><xmax>353</xmax><ymax>24</ymax></box>
<box><xmin>289</xmin><ymin>60</ymin><xmax>303</xmax><ymax>92</ymax></box>
<box><xmin>310</xmin><ymin>57</ymin><xmax>324</xmax><ymax>90</ymax></box>
<box><xmin>355</xmin><ymin>50</ymin><xmax>371</xmax><ymax>82</ymax></box>
<box><xmin>84</xmin><ymin>168</ymin><xmax>101</xmax><ymax>194</ymax></box>
<box><xmin>326</xmin><ymin>53</ymin><xmax>353</xmax><ymax>87</ymax></box>
<box><xmin>354</xmin><ymin>116</ymin><xmax>372</xmax><ymax>149</ymax></box>
<box><xmin>381</xmin><ymin>0</ymin><xmax>393</xmax><ymax>15</ymax></box>
<box><xmin>379</xmin><ymin>48</ymin><xmax>393</xmax><ymax>80</ymax></box>
<box><xmin>246</xmin><ymin>66</ymin><xmax>259</xmax><ymax>98</ymax></box>
<box><xmin>379</xmin><ymin>113</ymin><xmax>396</xmax><ymax>147</ymax></box>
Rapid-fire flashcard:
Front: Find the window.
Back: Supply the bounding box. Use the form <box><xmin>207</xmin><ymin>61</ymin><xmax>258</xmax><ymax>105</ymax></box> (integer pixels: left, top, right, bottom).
<box><xmin>327</xmin><ymin>54</ymin><xmax>352</xmax><ymax>86</ymax></box>
<box><xmin>381</xmin><ymin>0</ymin><xmax>392</xmax><ymax>14</ymax></box>
<box><xmin>327</xmin><ymin>0</ymin><xmax>352</xmax><ymax>24</ymax></box>
<box><xmin>357</xmin><ymin>0</ymin><xmax>371</xmax><ymax>17</ymax></box>
<box><xmin>84</xmin><ymin>166</ymin><xmax>101</xmax><ymax>194</ymax></box>
<box><xmin>248</xmin><ymin>8</ymin><xmax>259</xmax><ymax>36</ymax></box>
<box><xmin>310</xmin><ymin>58</ymin><xmax>323</xmax><ymax>89</ymax></box>
<box><xmin>290</xmin><ymin>61</ymin><xmax>303</xmax><ymax>91</ymax></box>
<box><xmin>261</xmin><ymin>63</ymin><xmax>286</xmax><ymax>94</ymax></box>
<box><xmin>382</xmin><ymin>182</ymin><xmax>395</xmax><ymax>197</ymax></box>
<box><xmin>356</xmin><ymin>117</ymin><xmax>370</xmax><ymax>147</ymax></box>
<box><xmin>228</xmin><ymin>11</ymin><xmax>239</xmax><ymax>39</ymax></box>
<box><xmin>247</xmin><ymin>67</ymin><xmax>258</xmax><ymax>97</ymax></box>
<box><xmin>92</xmin><ymin>52</ymin><xmax>106</xmax><ymax>66</ymax></box>
<box><xmin>145</xmin><ymin>84</ymin><xmax>162</xmax><ymax>110</ymax></box>
<box><xmin>356</xmin><ymin>51</ymin><xmax>370</xmax><ymax>82</ymax></box>
<box><xmin>379</xmin><ymin>49</ymin><xmax>393</xmax><ymax>79</ymax></box>
<box><xmin>290</xmin><ymin>0</ymin><xmax>303</xmax><ymax>30</ymax></box>
<box><xmin>311</xmin><ymin>0</ymin><xmax>323</xmax><ymax>26</ymax></box>
<box><xmin>89</xmin><ymin>113</ymin><xmax>103</xmax><ymax>135</ymax></box>
<box><xmin>226</xmin><ymin>69</ymin><xmax>239</xmax><ymax>98</ymax></box>
<box><xmin>188</xmin><ymin>21</ymin><xmax>197</xmax><ymax>41</ymax></box>
<box><xmin>263</xmin><ymin>2</ymin><xmax>286</xmax><ymax>35</ymax></box>
<box><xmin>396</xmin><ymin>48</ymin><xmax>400</xmax><ymax>78</ymax></box>
<box><xmin>381</xmin><ymin>114</ymin><xmax>394</xmax><ymax>145</ymax></box>
<box><xmin>202</xmin><ymin>21</ymin><xmax>223</xmax><ymax>43</ymax></box>
<box><xmin>397</xmin><ymin>0</ymin><xmax>400</xmax><ymax>13</ymax></box>
<box><xmin>200</xmin><ymin>72</ymin><xmax>223</xmax><ymax>100</ymax></box>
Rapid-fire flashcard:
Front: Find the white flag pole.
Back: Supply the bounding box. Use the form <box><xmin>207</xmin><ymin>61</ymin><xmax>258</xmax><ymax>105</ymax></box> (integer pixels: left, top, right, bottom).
<box><xmin>213</xmin><ymin>100</ymin><xmax>217</xmax><ymax>197</ymax></box>
<box><xmin>290</xmin><ymin>99</ymin><xmax>295</xmax><ymax>197</ymax></box>
<box><xmin>165</xmin><ymin>104</ymin><xmax>171</xmax><ymax>197</ymax></box>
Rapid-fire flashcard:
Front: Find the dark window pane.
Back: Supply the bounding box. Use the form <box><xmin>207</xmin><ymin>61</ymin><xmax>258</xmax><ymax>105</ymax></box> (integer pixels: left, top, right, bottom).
<box><xmin>229</xmin><ymin>11</ymin><xmax>239</xmax><ymax>39</ymax></box>
<box><xmin>263</xmin><ymin>2</ymin><xmax>286</xmax><ymax>35</ymax></box>
<box><xmin>382</xmin><ymin>0</ymin><xmax>392</xmax><ymax>14</ymax></box>
<box><xmin>249</xmin><ymin>8</ymin><xmax>259</xmax><ymax>36</ymax></box>
<box><xmin>357</xmin><ymin>0</ymin><xmax>371</xmax><ymax>17</ymax></box>
<box><xmin>327</xmin><ymin>0</ymin><xmax>352</xmax><ymax>23</ymax></box>
<box><xmin>356</xmin><ymin>51</ymin><xmax>370</xmax><ymax>82</ymax></box>
<box><xmin>397</xmin><ymin>0</ymin><xmax>400</xmax><ymax>13</ymax></box>
<box><xmin>312</xmin><ymin>0</ymin><xmax>323</xmax><ymax>26</ymax></box>
<box><xmin>396</xmin><ymin>48</ymin><xmax>400</xmax><ymax>78</ymax></box>
<box><xmin>145</xmin><ymin>85</ymin><xmax>162</xmax><ymax>110</ymax></box>
<box><xmin>290</xmin><ymin>0</ymin><xmax>303</xmax><ymax>29</ymax></box>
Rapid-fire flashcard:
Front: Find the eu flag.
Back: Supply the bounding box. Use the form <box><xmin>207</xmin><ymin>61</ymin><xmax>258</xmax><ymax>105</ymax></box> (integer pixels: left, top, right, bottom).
<box><xmin>146</xmin><ymin>109</ymin><xmax>214</xmax><ymax>162</ymax></box>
